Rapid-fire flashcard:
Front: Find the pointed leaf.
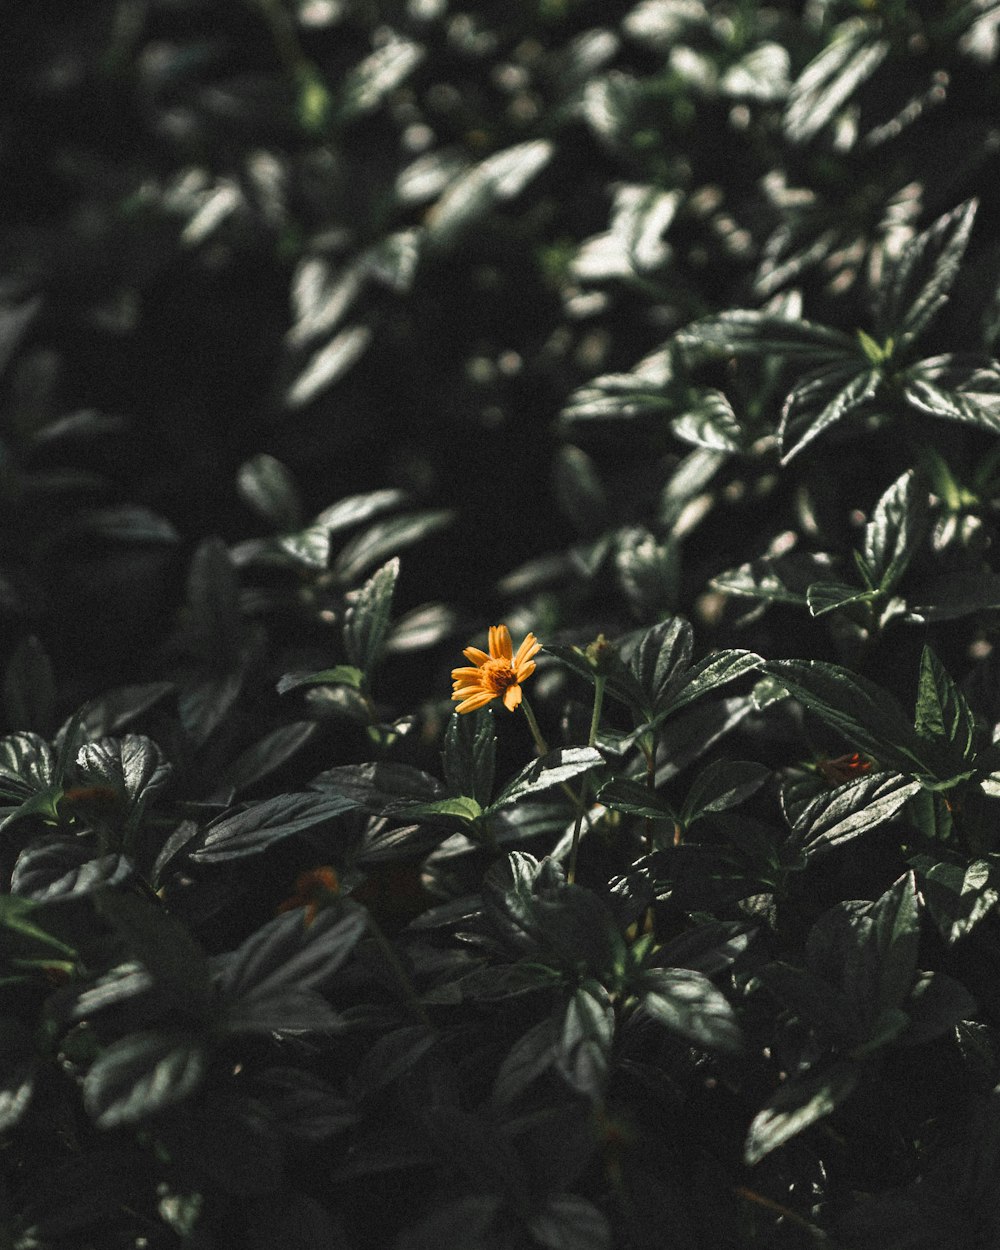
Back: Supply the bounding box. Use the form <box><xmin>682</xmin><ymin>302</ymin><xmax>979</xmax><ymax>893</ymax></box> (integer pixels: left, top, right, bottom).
<box><xmin>443</xmin><ymin>709</ymin><xmax>496</xmax><ymax>808</ymax></box>
<box><xmin>344</xmin><ymin>557</ymin><xmax>399</xmax><ymax>673</ymax></box>
<box><xmin>914</xmin><ymin>645</ymin><xmax>977</xmax><ymax>761</ymax></box>
<box><xmin>793</xmin><ymin>771</ymin><xmax>921</xmax><ymax>858</ymax></box>
<box><xmin>191</xmin><ymin>792</ymin><xmax>357</xmax><ymax>862</ymax></box>
<box><xmin>876</xmin><ymin>199</ymin><xmax>978</xmax><ymax>345</ymax></box>
<box><xmin>638</xmin><ymin>966</ymin><xmax>742</xmax><ymax>1052</ymax></box>
<box><xmin>490</xmin><ymin>747</ymin><xmax>603</xmax><ymax>810</ymax></box>
<box><xmin>744</xmin><ymin>1061</ymin><xmax>860</xmax><ymax>1164</ymax></box>
<box><xmin>84</xmin><ymin>1033</ymin><xmax>208</xmax><ymax>1127</ymax></box>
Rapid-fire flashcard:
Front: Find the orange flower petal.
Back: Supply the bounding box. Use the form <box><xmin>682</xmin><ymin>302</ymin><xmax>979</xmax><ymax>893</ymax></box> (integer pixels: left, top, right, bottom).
<box><xmin>503</xmin><ymin>684</ymin><xmax>522</xmax><ymax>711</ymax></box>
<box><xmin>454</xmin><ymin>690</ymin><xmax>497</xmax><ymax>713</ymax></box>
<box><xmin>463</xmin><ymin>647</ymin><xmax>490</xmax><ymax>667</ymax></box>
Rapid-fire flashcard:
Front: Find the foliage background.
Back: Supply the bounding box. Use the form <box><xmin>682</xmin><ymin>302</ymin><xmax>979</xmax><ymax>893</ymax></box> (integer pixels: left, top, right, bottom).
<box><xmin>4</xmin><ymin>1</ymin><xmax>1000</xmax><ymax>1247</ymax></box>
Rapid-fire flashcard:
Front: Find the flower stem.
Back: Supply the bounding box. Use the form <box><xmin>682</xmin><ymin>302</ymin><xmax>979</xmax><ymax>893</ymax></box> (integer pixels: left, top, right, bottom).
<box><xmin>520</xmin><ymin>694</ymin><xmax>549</xmax><ymax>756</ymax></box>
<box><xmin>567</xmin><ymin>675</ymin><xmax>605</xmax><ymax>886</ymax></box>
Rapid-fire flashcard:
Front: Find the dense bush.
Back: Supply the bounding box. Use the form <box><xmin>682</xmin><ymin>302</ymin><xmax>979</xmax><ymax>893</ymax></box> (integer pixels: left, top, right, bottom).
<box><xmin>4</xmin><ymin>1</ymin><xmax>1000</xmax><ymax>1246</ymax></box>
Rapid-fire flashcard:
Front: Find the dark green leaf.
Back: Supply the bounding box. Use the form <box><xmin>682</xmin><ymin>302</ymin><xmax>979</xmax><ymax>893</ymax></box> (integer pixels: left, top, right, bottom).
<box><xmin>94</xmin><ymin>889</ymin><xmax>211</xmax><ymax>1006</ymax></box>
<box><xmin>490</xmin><ymin>747</ymin><xmax>604</xmax><ymax>810</ymax></box>
<box><xmin>779</xmin><ymin>365</ymin><xmax>880</xmax><ymax>464</ymax></box>
<box><xmin>191</xmin><ymin>792</ymin><xmax>357</xmax><ymax>861</ymax></box>
<box><xmin>425</xmin><ymin>140</ymin><xmax>554</xmax><ymax>246</ymax></box>
<box><xmin>76</xmin><ymin>734</ymin><xmax>172</xmax><ymax>823</ymax></box>
<box><xmin>338</xmin><ymin>36</ymin><xmax>424</xmax><ymax>121</ymax></box>
<box><xmin>443</xmin><ymin>709</ymin><xmax>496</xmax><ymax>808</ymax></box>
<box><xmin>765</xmin><ymin>659</ymin><xmax>938</xmax><ymax>779</ymax></box>
<box><xmin>331</xmin><ymin>510</ymin><xmax>453</xmax><ymax>583</ymax></box>
<box><xmin>793</xmin><ymin>771</ymin><xmax>921</xmax><ymax>858</ymax></box>
<box><xmin>676</xmin><ymin>310</ymin><xmax>854</xmax><ymax>364</ymax></box>
<box><xmin>744</xmin><ymin>1060</ymin><xmax>860</xmax><ymax>1164</ymax></box>
<box><xmin>597</xmin><ymin>776</ymin><xmax>677</xmax><ymax>822</ymax></box>
<box><xmin>553</xmin><ymin>445</ymin><xmax>609</xmax><ymax>537</ymax></box>
<box><xmin>863</xmin><ymin>469</ymin><xmax>927</xmax><ymax>593</ymax></box>
<box><xmin>638</xmin><ymin>967</ymin><xmax>742</xmax><ymax>1052</ymax></box>
<box><xmin>556</xmin><ymin>984</ymin><xmax>614</xmax><ymax>1100</ymax></box>
<box><xmin>528</xmin><ymin>1193</ymin><xmax>612</xmax><ymax>1250</ymax></box>
<box><xmin>493</xmin><ymin>1016</ymin><xmax>559</xmax><ymax>1105</ymax></box>
<box><xmin>213</xmin><ymin>900</ymin><xmax>367</xmax><ymax>1004</ymax></box>
<box><xmin>756</xmin><ymin>960</ymin><xmax>855</xmax><ymax>1043</ymax></box>
<box><xmin>876</xmin><ymin>199</ymin><xmax>978</xmax><ymax>346</ymax></box>
<box><xmin>208</xmin><ymin>721</ymin><xmax>318</xmax><ymax>801</ymax></box>
<box><xmin>806</xmin><ymin>580</ymin><xmax>876</xmax><ymax>617</ymax></box>
<box><xmin>236</xmin><ymin>453</ymin><xmax>302</xmax><ymax>531</ymax></box>
<box><xmin>83</xmin><ymin>1032</ymin><xmax>208</xmax><ymax>1127</ymax></box>
<box><xmin>914</xmin><ymin>645</ymin><xmax>977</xmax><ymax>761</ymax></box>
<box><xmin>783</xmin><ymin>18</ymin><xmax>889</xmax><ymax>144</ymax></box>
<box><xmin>344</xmin><ymin>557</ymin><xmax>399</xmax><ymax>674</ymax></box>
<box><xmin>670</xmin><ymin>388</ymin><xmax>744</xmax><ymax>452</ymax></box>
<box><xmin>680</xmin><ymin>759</ymin><xmax>770</xmax><ymax>826</ymax></box>
<box><xmin>311</xmin><ymin>760</ymin><xmax>444</xmax><ymax>813</ymax></box>
<box><xmin>285</xmin><ymin>325</ymin><xmax>372</xmax><ymax>409</ymax></box>
<box><xmin>910</xmin><ymin>855</ymin><xmax>999</xmax><ymax>944</ymax></box>
<box><xmin>903</xmin><ymin>970</ymin><xmax>978</xmax><ymax>1045</ymax></box>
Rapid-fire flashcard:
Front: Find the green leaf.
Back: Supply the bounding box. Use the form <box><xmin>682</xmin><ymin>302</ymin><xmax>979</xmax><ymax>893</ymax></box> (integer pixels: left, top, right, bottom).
<box><xmin>277</xmin><ymin>665</ymin><xmax>364</xmax><ymax>695</ymax></box>
<box><xmin>344</xmin><ymin>557</ymin><xmax>399</xmax><ymax>674</ymax></box>
<box><xmin>490</xmin><ymin>747</ymin><xmax>604</xmax><ymax>810</ymax></box>
<box><xmin>670</xmin><ymin>388</ymin><xmax>744</xmax><ymax>452</ymax></box>
<box><xmin>680</xmin><ymin>759</ymin><xmax>771</xmax><ymax>827</ymax></box>
<box><xmin>876</xmin><ymin>199</ymin><xmax>978</xmax><ymax>346</ymax></box>
<box><xmin>805</xmin><ymin>581</ymin><xmax>876</xmax><ymax>617</ymax></box>
<box><xmin>528</xmin><ymin>1194</ymin><xmax>612</xmax><ymax>1250</ymax></box>
<box><xmin>861</xmin><ymin>872</ymin><xmax>921</xmax><ymax>1017</ymax></box>
<box><xmin>208</xmin><ymin>721</ymin><xmax>318</xmax><ymax>802</ymax></box>
<box><xmin>311</xmin><ymin>761</ymin><xmax>444</xmax><ymax>813</ymax></box>
<box><xmin>75</xmin><ymin>735</ymin><xmax>172</xmax><ymax>824</ymax></box>
<box><xmin>910</xmin><ymin>855</ymin><xmax>999</xmax><ymax>944</ymax></box>
<box><xmin>95</xmin><ymin>890</ymin><xmax>211</xmax><ymax>1006</ymax></box>
<box><xmin>862</xmin><ymin>469</ymin><xmax>927</xmax><ymax>593</ymax></box>
<box><xmin>556</xmin><ymin>984</ymin><xmax>614</xmax><ymax>1100</ymax></box>
<box><xmin>338</xmin><ymin>36</ymin><xmax>424</xmax><ymax>122</ymax></box>
<box><xmin>331</xmin><ymin>509</ymin><xmax>453</xmax><ymax>583</ymax></box>
<box><xmin>213</xmin><ymin>901</ymin><xmax>367</xmax><ymax>1005</ymax></box>
<box><xmin>236</xmin><ymin>454</ymin><xmax>301</xmax><ymax>531</ymax></box>
<box><xmin>783</xmin><ymin>18</ymin><xmax>889</xmax><ymax>144</ymax></box>
<box><xmin>426</xmin><ymin>140</ymin><xmax>554</xmax><ymax>247</ymax></box>
<box><xmin>553</xmin><ymin>445</ymin><xmax>609</xmax><ymax>537</ymax></box>
<box><xmin>779</xmin><ymin>365</ymin><xmax>881</xmax><ymax>464</ymax></box>
<box><xmin>443</xmin><ymin>709</ymin><xmax>496</xmax><ymax>808</ymax></box>
<box><xmin>637</xmin><ymin>967</ymin><xmax>743</xmax><ymax>1052</ymax></box>
<box><xmin>764</xmin><ymin>659</ymin><xmax>938</xmax><ymax>780</ymax></box>
<box><xmin>902</xmin><ymin>970</ymin><xmax>978</xmax><ymax>1045</ymax></box>
<box><xmin>756</xmin><ymin>960</ymin><xmax>855</xmax><ymax>1042</ymax></box>
<box><xmin>597</xmin><ymin>776</ymin><xmax>677</xmax><ymax>822</ymax></box>
<box><xmin>793</xmin><ymin>771</ymin><xmax>922</xmax><ymax>858</ymax></box>
<box><xmin>902</xmin><ymin>374</ymin><xmax>1000</xmax><ymax>435</ymax></box>
<box><xmin>285</xmin><ymin>325</ymin><xmax>372</xmax><ymax>409</ymax></box>
<box><xmin>744</xmin><ymin>1061</ymin><xmax>860</xmax><ymax>1164</ymax></box>
<box><xmin>83</xmin><ymin>1032</ymin><xmax>208</xmax><ymax>1127</ymax></box>
<box><xmin>625</xmin><ymin>616</ymin><xmax>693</xmax><ymax>714</ymax></box>
<box><xmin>186</xmin><ymin>537</ymin><xmax>244</xmax><ymax>666</ymax></box>
<box><xmin>191</xmin><ymin>792</ymin><xmax>357</xmax><ymax>862</ymax></box>
<box><xmin>676</xmin><ymin>310</ymin><xmax>854</xmax><ymax>364</ymax></box>
<box><xmin>711</xmin><ymin>550</ymin><xmax>838</xmax><ymax>608</ymax></box>
<box><xmin>914</xmin><ymin>645</ymin><xmax>977</xmax><ymax>762</ymax></box>
<box><xmin>632</xmin><ymin>650</ymin><xmax>761</xmax><ymax>741</ymax></box>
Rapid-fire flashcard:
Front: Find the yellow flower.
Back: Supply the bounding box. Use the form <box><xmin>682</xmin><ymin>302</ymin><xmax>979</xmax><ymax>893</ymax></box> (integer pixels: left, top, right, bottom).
<box><xmin>451</xmin><ymin>624</ymin><xmax>541</xmax><ymax>713</ymax></box>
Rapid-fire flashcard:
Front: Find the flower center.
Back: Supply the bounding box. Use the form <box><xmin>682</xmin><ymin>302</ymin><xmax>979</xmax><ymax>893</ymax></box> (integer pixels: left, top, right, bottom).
<box><xmin>482</xmin><ymin>657</ymin><xmax>517</xmax><ymax>695</ymax></box>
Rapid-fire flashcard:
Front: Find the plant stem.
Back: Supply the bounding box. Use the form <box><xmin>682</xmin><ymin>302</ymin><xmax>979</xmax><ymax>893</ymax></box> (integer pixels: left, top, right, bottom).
<box><xmin>567</xmin><ymin>676</ymin><xmax>605</xmax><ymax>886</ymax></box>
<box><xmin>520</xmin><ymin>694</ymin><xmax>549</xmax><ymax>756</ymax></box>
<box><xmin>364</xmin><ymin>910</ymin><xmax>432</xmax><ymax>1029</ymax></box>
